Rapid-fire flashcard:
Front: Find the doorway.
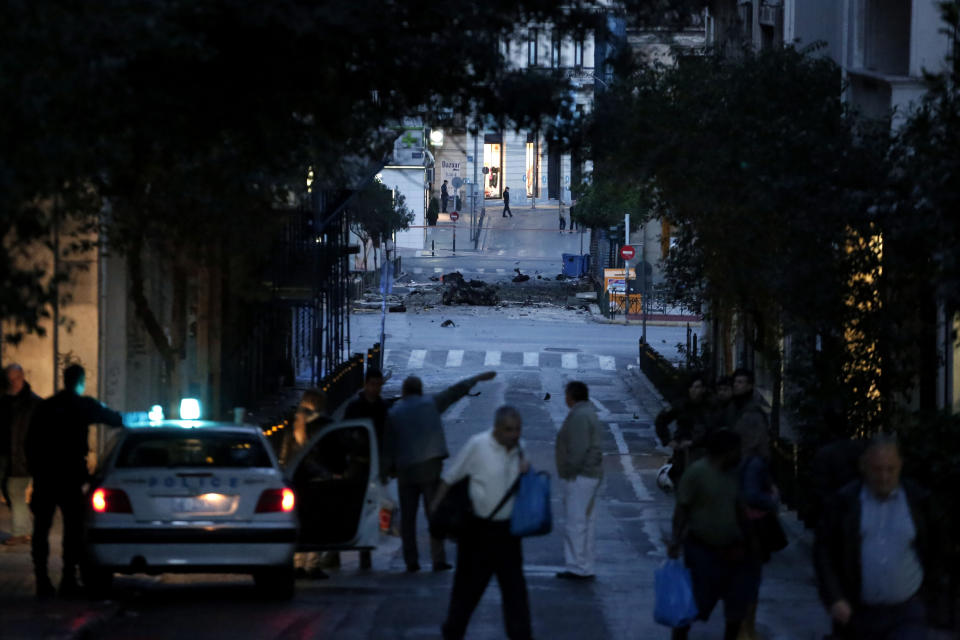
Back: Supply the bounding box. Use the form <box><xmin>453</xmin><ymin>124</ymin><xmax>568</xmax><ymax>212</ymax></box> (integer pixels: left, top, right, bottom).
<box><xmin>483</xmin><ymin>133</ymin><xmax>503</xmax><ymax>199</ymax></box>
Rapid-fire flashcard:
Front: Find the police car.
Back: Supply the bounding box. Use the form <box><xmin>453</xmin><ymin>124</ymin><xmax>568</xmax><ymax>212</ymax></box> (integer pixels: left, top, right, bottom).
<box><xmin>82</xmin><ymin>401</ymin><xmax>381</xmax><ymax>598</ymax></box>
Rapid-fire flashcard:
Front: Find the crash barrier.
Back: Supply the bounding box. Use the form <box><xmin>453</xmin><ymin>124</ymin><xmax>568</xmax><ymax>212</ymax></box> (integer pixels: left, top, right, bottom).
<box><xmin>561</xmin><ymin>253</ymin><xmax>590</xmax><ymax>278</ymax></box>
<box><xmin>262</xmin><ymin>348</ymin><xmax>371</xmax><ymax>450</ymax></box>
<box><xmin>637</xmin><ymin>341</ymin><xmax>683</xmax><ymax>399</ymax></box>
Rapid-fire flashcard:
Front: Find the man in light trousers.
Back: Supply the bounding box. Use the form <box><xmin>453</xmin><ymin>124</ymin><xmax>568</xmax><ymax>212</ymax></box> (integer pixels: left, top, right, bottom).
<box><xmin>555</xmin><ymin>381</ymin><xmax>603</xmax><ymax>580</ymax></box>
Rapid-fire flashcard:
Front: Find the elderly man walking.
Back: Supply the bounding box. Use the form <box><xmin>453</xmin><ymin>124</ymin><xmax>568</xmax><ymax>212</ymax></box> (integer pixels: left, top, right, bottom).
<box><xmin>384</xmin><ymin>371</ymin><xmax>496</xmax><ymax>573</ymax></box>
<box><xmin>555</xmin><ymin>380</ymin><xmax>603</xmax><ymax>580</ymax></box>
<box><xmin>814</xmin><ymin>434</ymin><xmax>942</xmax><ymax>639</ymax></box>
<box><xmin>436</xmin><ymin>405</ymin><xmax>531</xmax><ymax>640</ymax></box>
<box><xmin>0</xmin><ymin>364</ymin><xmax>41</xmax><ymax>545</ymax></box>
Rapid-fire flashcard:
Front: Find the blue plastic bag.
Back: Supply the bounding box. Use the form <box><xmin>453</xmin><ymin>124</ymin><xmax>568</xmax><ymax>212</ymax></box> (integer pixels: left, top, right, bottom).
<box><xmin>509</xmin><ymin>470</ymin><xmax>552</xmax><ymax>537</ymax></box>
<box><xmin>653</xmin><ymin>559</ymin><xmax>699</xmax><ymax>628</ymax></box>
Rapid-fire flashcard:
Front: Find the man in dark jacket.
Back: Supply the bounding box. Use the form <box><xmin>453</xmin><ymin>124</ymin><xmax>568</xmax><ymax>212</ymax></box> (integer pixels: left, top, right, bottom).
<box><xmin>384</xmin><ymin>371</ymin><xmax>496</xmax><ymax>572</ymax></box>
<box><xmin>26</xmin><ymin>364</ymin><xmax>123</xmax><ymax>597</ymax></box>
<box><xmin>502</xmin><ymin>187</ymin><xmax>513</xmax><ymax>218</ymax></box>
<box><xmin>1</xmin><ymin>364</ymin><xmax>41</xmax><ymax>545</ymax></box>
<box><xmin>727</xmin><ymin>368</ymin><xmax>769</xmax><ymax>460</ymax></box>
<box><xmin>441</xmin><ymin>180</ymin><xmax>449</xmax><ymax>213</ymax></box>
<box><xmin>814</xmin><ymin>435</ymin><xmax>942</xmax><ymax>639</ymax></box>
<box><xmin>343</xmin><ymin>367</ymin><xmax>388</xmax><ymax>458</ymax></box>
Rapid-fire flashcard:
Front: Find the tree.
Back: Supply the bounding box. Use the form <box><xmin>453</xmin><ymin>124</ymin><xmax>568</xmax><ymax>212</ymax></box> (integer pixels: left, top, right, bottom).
<box><xmin>582</xmin><ymin>43</ymin><xmax>890</xmax><ymax>436</ymax></box>
<box><xmin>1</xmin><ymin>0</ymin><xmax>605</xmax><ymax>403</ymax></box>
<box><xmin>350</xmin><ymin>181</ymin><xmax>414</xmax><ymax>270</ymax></box>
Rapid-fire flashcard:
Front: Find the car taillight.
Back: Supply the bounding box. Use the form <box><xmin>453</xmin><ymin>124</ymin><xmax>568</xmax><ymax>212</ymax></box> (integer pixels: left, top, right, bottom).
<box><xmin>91</xmin><ymin>488</ymin><xmax>132</xmax><ymax>513</ymax></box>
<box><xmin>256</xmin><ymin>488</ymin><xmax>295</xmax><ymax>513</ymax></box>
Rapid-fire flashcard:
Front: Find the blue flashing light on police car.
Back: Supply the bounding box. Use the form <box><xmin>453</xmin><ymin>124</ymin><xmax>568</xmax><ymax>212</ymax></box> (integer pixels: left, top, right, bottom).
<box><xmin>179</xmin><ymin>398</ymin><xmax>201</xmax><ymax>420</ymax></box>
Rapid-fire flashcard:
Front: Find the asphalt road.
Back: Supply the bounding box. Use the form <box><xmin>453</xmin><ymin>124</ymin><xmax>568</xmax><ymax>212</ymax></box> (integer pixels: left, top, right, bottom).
<box><xmin>83</xmin><ymin>307</ymin><xmax>832</xmax><ymax>640</ymax></box>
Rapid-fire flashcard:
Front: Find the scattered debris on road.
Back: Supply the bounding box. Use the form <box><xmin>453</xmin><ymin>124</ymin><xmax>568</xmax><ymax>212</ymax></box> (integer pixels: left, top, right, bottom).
<box><xmin>442</xmin><ymin>272</ymin><xmax>500</xmax><ymax>305</ymax></box>
<box><xmin>440</xmin><ymin>319</ymin><xmax>456</xmax><ymax>327</ymax></box>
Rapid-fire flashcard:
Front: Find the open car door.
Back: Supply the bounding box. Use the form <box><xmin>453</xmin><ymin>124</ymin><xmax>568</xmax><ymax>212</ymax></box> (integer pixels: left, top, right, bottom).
<box><xmin>287</xmin><ymin>418</ymin><xmax>380</xmax><ymax>551</ymax></box>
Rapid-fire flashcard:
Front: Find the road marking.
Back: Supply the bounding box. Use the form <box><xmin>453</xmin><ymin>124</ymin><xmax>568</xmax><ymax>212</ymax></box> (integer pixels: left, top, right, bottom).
<box><xmin>433</xmin><ymin>267</ymin><xmax>443</xmax><ymax>273</ymax></box>
<box><xmin>413</xmin><ymin>268</ymin><xmax>423</xmax><ymax>274</ymax></box>
<box><xmin>408</xmin><ymin>350</ymin><xmax>427</xmax><ymax>369</ymax></box>
<box><xmin>608</xmin><ymin>422</ymin><xmax>653</xmax><ymax>502</ymax></box>
<box><xmin>598</xmin><ymin>355</ymin><xmax>616</xmax><ymax>371</ymax></box>
<box><xmin>561</xmin><ymin>353</ymin><xmax>578</xmax><ymax>369</ymax></box>
<box><xmin>446</xmin><ymin>350</ymin><xmax>464</xmax><ymax>367</ymax></box>
<box><xmin>484</xmin><ymin>351</ymin><xmax>501</xmax><ymax>366</ymax></box>
<box><xmin>496</xmin><ymin>268</ymin><xmax>505</xmax><ymax>274</ymax></box>
<box><xmin>476</xmin><ymin>268</ymin><xmax>485</xmax><ymax>273</ymax></box>
<box><xmin>456</xmin><ymin>268</ymin><xmax>464</xmax><ymax>273</ymax></box>
<box><xmin>523</xmin><ymin>352</ymin><xmax>539</xmax><ymax>367</ymax></box>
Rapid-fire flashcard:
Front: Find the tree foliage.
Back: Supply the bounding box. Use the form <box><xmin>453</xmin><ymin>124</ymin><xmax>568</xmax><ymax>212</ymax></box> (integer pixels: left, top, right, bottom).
<box><xmin>583</xmin><ymin>44</ymin><xmax>893</xmax><ymax>436</ymax></box>
<box><xmin>1</xmin><ymin>0</ymin><xmax>607</xmax><ymax>345</ymax></box>
<box><xmin>349</xmin><ymin>181</ymin><xmax>414</xmax><ymax>269</ymax></box>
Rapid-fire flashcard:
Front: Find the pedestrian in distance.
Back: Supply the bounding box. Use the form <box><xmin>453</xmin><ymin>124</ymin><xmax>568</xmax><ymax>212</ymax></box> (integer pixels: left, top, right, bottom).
<box><xmin>814</xmin><ymin>434</ymin><xmax>943</xmax><ymax>639</ymax></box>
<box><xmin>668</xmin><ymin>429</ymin><xmax>760</xmax><ymax>640</ymax></box>
<box><xmin>708</xmin><ymin>374</ymin><xmax>734</xmax><ymax>431</ymax></box>
<box><xmin>655</xmin><ymin>371</ymin><xmax>712</xmax><ymax>485</ymax></box>
<box><xmin>737</xmin><ymin>436</ymin><xmax>780</xmax><ymax>640</ymax></box>
<box><xmin>502</xmin><ymin>186</ymin><xmax>513</xmax><ymax>217</ymax></box>
<box><xmin>25</xmin><ymin>364</ymin><xmax>123</xmax><ymax>598</ymax></box>
<box><xmin>0</xmin><ymin>364</ymin><xmax>41</xmax><ymax>546</ymax></box>
<box><xmin>558</xmin><ymin>211</ymin><xmax>566</xmax><ymax>232</ymax></box>
<box><xmin>726</xmin><ymin>368</ymin><xmax>770</xmax><ymax>460</ymax></box>
<box><xmin>441</xmin><ymin>180</ymin><xmax>449</xmax><ymax>213</ymax></box>
<box><xmin>555</xmin><ymin>381</ymin><xmax>603</xmax><ymax>581</ymax></box>
<box><xmin>383</xmin><ymin>371</ymin><xmax>497</xmax><ymax>573</ymax></box>
<box><xmin>434</xmin><ymin>405</ymin><xmax>532</xmax><ymax>640</ymax></box>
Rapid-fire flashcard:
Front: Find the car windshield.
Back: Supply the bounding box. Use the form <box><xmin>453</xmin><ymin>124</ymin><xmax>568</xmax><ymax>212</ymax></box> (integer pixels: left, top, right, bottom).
<box><xmin>115</xmin><ymin>431</ymin><xmax>272</xmax><ymax>468</ymax></box>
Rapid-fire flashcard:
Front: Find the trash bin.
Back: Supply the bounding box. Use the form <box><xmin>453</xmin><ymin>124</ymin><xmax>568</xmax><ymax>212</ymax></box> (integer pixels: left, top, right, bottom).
<box><xmin>562</xmin><ymin>254</ymin><xmax>585</xmax><ymax>277</ymax></box>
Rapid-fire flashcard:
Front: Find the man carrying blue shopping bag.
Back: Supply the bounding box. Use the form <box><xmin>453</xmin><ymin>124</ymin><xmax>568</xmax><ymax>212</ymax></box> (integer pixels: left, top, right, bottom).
<box><xmin>654</xmin><ymin>559</ymin><xmax>699</xmax><ymax>628</ymax></box>
<box><xmin>667</xmin><ymin>429</ymin><xmax>761</xmax><ymax>640</ymax></box>
<box><xmin>555</xmin><ymin>381</ymin><xmax>603</xmax><ymax>581</ymax></box>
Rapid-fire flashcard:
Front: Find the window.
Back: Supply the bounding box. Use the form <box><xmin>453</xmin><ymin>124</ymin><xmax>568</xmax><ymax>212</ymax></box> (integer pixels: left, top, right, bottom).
<box><xmin>551</xmin><ymin>35</ymin><xmax>561</xmax><ymax>68</ymax></box>
<box><xmin>573</xmin><ymin>38</ymin><xmax>584</xmax><ymax>68</ymax></box>
<box><xmin>527</xmin><ymin>29</ymin><xmax>538</xmax><ymax>66</ymax></box>
<box><xmin>117</xmin><ymin>432</ymin><xmax>272</xmax><ymax>468</ymax></box>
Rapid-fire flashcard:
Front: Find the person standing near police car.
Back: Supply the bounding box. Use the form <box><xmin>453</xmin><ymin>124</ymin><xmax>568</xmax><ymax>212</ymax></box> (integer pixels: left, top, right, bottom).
<box><xmin>26</xmin><ymin>364</ymin><xmax>123</xmax><ymax>597</ymax></box>
<box><xmin>383</xmin><ymin>371</ymin><xmax>496</xmax><ymax>573</ymax></box>
<box><xmin>1</xmin><ymin>364</ymin><xmax>41</xmax><ymax>546</ymax></box>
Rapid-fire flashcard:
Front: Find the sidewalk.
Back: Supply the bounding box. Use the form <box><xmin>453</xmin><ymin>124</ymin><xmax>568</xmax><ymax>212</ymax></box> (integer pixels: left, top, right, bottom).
<box><xmin>0</xmin><ymin>508</ymin><xmax>120</xmax><ymax>639</ymax></box>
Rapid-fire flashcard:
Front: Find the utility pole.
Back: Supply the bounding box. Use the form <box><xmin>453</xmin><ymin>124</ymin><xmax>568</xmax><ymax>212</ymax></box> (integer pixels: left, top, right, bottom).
<box><xmin>472</xmin><ymin>126</ymin><xmax>479</xmax><ymax>242</ymax></box>
<box><xmin>624</xmin><ymin>213</ymin><xmax>630</xmax><ymax>326</ymax></box>
<box><xmin>641</xmin><ymin>222</ymin><xmax>647</xmax><ymax>344</ymax></box>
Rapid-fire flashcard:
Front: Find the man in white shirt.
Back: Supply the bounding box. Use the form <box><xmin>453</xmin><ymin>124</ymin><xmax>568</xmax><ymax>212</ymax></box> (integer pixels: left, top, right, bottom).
<box><xmin>433</xmin><ymin>405</ymin><xmax>532</xmax><ymax>640</ymax></box>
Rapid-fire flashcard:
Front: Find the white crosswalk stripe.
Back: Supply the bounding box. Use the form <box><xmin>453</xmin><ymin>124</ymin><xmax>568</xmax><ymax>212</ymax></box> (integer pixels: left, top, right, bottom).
<box><xmin>408</xmin><ymin>350</ymin><xmax>427</xmax><ymax>368</ymax></box>
<box><xmin>561</xmin><ymin>353</ymin><xmax>578</xmax><ymax>369</ymax></box>
<box><xmin>477</xmin><ymin>268</ymin><xmax>485</xmax><ymax>273</ymax></box>
<box><xmin>433</xmin><ymin>267</ymin><xmax>443</xmax><ymax>273</ymax></box>
<box><xmin>598</xmin><ymin>355</ymin><xmax>616</xmax><ymax>371</ymax></box>
<box><xmin>523</xmin><ymin>352</ymin><xmax>539</xmax><ymax>367</ymax></box>
<box><xmin>484</xmin><ymin>350</ymin><xmax>501</xmax><ymax>366</ymax></box>
<box><xmin>413</xmin><ymin>267</ymin><xmax>423</xmax><ymax>274</ymax></box>
<box><xmin>496</xmin><ymin>269</ymin><xmax>506</xmax><ymax>274</ymax></box>
<box><xmin>446</xmin><ymin>350</ymin><xmax>464</xmax><ymax>367</ymax></box>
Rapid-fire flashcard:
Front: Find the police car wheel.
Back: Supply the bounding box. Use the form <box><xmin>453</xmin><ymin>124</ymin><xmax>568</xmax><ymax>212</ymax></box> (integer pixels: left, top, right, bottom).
<box><xmin>254</xmin><ymin>564</ymin><xmax>295</xmax><ymax>600</ymax></box>
<box><xmin>80</xmin><ymin>563</ymin><xmax>114</xmax><ymax>597</ymax></box>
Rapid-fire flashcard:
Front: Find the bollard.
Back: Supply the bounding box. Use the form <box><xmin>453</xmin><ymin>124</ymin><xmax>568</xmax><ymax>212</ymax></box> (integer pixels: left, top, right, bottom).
<box><xmin>453</xmin><ymin>226</ymin><xmax>456</xmax><ymax>254</ymax></box>
<box><xmin>432</xmin><ymin>240</ymin><xmax>435</xmax><ymax>256</ymax></box>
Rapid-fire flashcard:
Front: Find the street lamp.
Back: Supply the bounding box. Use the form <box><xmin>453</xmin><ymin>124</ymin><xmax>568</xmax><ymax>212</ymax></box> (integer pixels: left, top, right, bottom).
<box><xmin>429</xmin><ymin>130</ymin><xmax>444</xmax><ymax>147</ymax></box>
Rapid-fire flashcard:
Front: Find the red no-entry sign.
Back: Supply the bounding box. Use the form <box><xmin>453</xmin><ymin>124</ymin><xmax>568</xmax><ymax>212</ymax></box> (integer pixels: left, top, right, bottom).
<box><xmin>620</xmin><ymin>245</ymin><xmax>636</xmax><ymax>261</ymax></box>
<box><xmin>449</xmin><ymin>211</ymin><xmax>460</xmax><ymax>221</ymax></box>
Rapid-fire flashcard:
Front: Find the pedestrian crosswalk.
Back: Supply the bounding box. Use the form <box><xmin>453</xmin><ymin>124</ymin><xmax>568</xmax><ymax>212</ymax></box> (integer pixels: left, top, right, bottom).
<box><xmin>410</xmin><ymin>267</ymin><xmax>510</xmax><ymax>275</ymax></box>
<box><xmin>383</xmin><ymin>348</ymin><xmax>621</xmax><ymax>372</ymax></box>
